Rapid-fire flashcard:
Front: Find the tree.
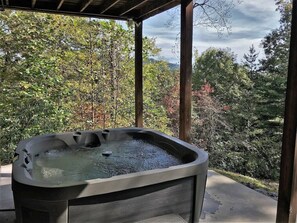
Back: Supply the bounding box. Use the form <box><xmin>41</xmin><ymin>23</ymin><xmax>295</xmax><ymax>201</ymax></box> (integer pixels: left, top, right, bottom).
<box><xmin>61</xmin><ymin>19</ymin><xmax>173</xmax><ymax>132</ymax></box>
<box><xmin>242</xmin><ymin>44</ymin><xmax>259</xmax><ymax>78</ymax></box>
<box><xmin>192</xmin><ymin>46</ymin><xmax>283</xmax><ymax>180</ymax></box>
<box><xmin>260</xmin><ymin>0</ymin><xmax>292</xmax><ymax>75</ymax></box>
<box><xmin>163</xmin><ymin>70</ymin><xmax>180</xmax><ymax>137</ymax></box>
<box><xmin>258</xmin><ymin>0</ymin><xmax>290</xmax><ymax>120</ymax></box>
<box><xmin>193</xmin><ymin>48</ymin><xmax>251</xmax><ymax>105</ymax></box>
<box><xmin>193</xmin><ymin>0</ymin><xmax>242</xmax><ymax>34</ymax></box>
<box><xmin>0</xmin><ymin>11</ymin><xmax>176</xmax><ymax>164</ymax></box>
<box><xmin>192</xmin><ymin>83</ymin><xmax>230</xmax><ymax>154</ymax></box>
<box><xmin>192</xmin><ymin>48</ymin><xmax>255</xmax><ymax>174</ymax></box>
<box><xmin>251</xmin><ymin>0</ymin><xmax>292</xmax><ymax>179</ymax></box>
<box><xmin>0</xmin><ymin>12</ymin><xmax>72</xmax><ymax>163</ymax></box>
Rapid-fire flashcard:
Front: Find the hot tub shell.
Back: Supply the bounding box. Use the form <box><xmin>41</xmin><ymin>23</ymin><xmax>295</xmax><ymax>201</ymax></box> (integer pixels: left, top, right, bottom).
<box><xmin>12</xmin><ymin>128</ymin><xmax>208</xmax><ymax>223</ymax></box>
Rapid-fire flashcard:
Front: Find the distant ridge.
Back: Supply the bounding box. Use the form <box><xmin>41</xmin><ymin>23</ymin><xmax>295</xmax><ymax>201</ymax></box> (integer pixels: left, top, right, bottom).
<box><xmin>148</xmin><ymin>58</ymin><xmax>179</xmax><ymax>71</ymax></box>
<box><xmin>167</xmin><ymin>62</ymin><xmax>179</xmax><ymax>71</ymax></box>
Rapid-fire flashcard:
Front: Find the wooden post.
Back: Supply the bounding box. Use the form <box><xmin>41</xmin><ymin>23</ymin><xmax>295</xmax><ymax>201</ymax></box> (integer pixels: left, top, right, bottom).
<box><xmin>179</xmin><ymin>0</ymin><xmax>193</xmax><ymax>142</ymax></box>
<box><xmin>276</xmin><ymin>1</ymin><xmax>297</xmax><ymax>222</ymax></box>
<box><xmin>135</xmin><ymin>21</ymin><xmax>143</xmax><ymax>127</ymax></box>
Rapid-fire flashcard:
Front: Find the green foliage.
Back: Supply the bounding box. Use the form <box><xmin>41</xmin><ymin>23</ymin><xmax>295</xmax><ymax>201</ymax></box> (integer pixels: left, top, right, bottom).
<box><xmin>0</xmin><ymin>12</ymin><xmax>71</xmax><ymax>163</ymax></box>
<box><xmin>143</xmin><ymin>60</ymin><xmax>175</xmax><ymax>134</ymax></box>
<box><xmin>193</xmin><ymin>48</ymin><xmax>251</xmax><ymax>104</ymax></box>
<box><xmin>191</xmin><ymin>1</ymin><xmax>291</xmax><ymax>180</ymax></box>
<box><xmin>242</xmin><ymin>44</ymin><xmax>259</xmax><ymax>77</ymax></box>
<box><xmin>192</xmin><ymin>45</ymin><xmax>284</xmax><ymax>180</ymax></box>
<box><xmin>213</xmin><ymin>168</ymin><xmax>279</xmax><ymax>194</ymax></box>
<box><xmin>260</xmin><ymin>0</ymin><xmax>291</xmax><ymax>76</ymax></box>
<box><xmin>0</xmin><ymin>0</ymin><xmax>290</xmax><ymax>183</ymax></box>
<box><xmin>192</xmin><ymin>48</ymin><xmax>249</xmax><ymax>172</ymax></box>
<box><xmin>0</xmin><ymin>11</ymin><xmax>175</xmax><ymax>164</ymax></box>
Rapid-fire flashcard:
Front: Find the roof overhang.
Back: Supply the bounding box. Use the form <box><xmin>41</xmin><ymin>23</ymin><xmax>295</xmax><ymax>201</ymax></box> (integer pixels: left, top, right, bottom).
<box><xmin>1</xmin><ymin>0</ymin><xmax>180</xmax><ymax>21</ymax></box>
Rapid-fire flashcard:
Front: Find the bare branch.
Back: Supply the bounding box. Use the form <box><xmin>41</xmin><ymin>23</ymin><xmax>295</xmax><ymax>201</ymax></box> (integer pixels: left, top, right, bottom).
<box><xmin>167</xmin><ymin>0</ymin><xmax>241</xmax><ymax>35</ymax></box>
<box><xmin>193</xmin><ymin>0</ymin><xmax>210</xmax><ymax>8</ymax></box>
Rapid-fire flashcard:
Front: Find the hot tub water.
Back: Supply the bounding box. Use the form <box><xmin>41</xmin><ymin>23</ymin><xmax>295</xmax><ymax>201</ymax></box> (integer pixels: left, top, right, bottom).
<box><xmin>32</xmin><ymin>139</ymin><xmax>183</xmax><ymax>184</ymax></box>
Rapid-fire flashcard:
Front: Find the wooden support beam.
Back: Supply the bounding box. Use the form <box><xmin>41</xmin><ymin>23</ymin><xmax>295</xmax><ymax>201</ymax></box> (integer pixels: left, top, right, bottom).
<box><xmin>137</xmin><ymin>0</ymin><xmax>179</xmax><ymax>21</ymax></box>
<box><xmin>80</xmin><ymin>0</ymin><xmax>93</xmax><ymax>13</ymax></box>
<box><xmin>119</xmin><ymin>0</ymin><xmax>149</xmax><ymax>16</ymax></box>
<box><xmin>277</xmin><ymin>0</ymin><xmax>297</xmax><ymax>222</ymax></box>
<box><xmin>0</xmin><ymin>0</ymin><xmax>4</xmax><ymax>11</ymax></box>
<box><xmin>135</xmin><ymin>21</ymin><xmax>143</xmax><ymax>128</ymax></box>
<box><xmin>100</xmin><ymin>0</ymin><xmax>121</xmax><ymax>14</ymax></box>
<box><xmin>57</xmin><ymin>0</ymin><xmax>65</xmax><ymax>10</ymax></box>
<box><xmin>32</xmin><ymin>0</ymin><xmax>37</xmax><ymax>8</ymax></box>
<box><xmin>179</xmin><ymin>0</ymin><xmax>193</xmax><ymax>142</ymax></box>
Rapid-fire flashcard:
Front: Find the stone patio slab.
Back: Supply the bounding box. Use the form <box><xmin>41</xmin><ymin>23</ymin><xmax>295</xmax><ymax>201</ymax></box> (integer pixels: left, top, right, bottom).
<box><xmin>200</xmin><ymin>170</ymin><xmax>277</xmax><ymax>222</ymax></box>
<box><xmin>0</xmin><ymin>165</ymin><xmax>14</xmax><ymax>210</ymax></box>
<box><xmin>135</xmin><ymin>214</ymin><xmax>187</xmax><ymax>223</ymax></box>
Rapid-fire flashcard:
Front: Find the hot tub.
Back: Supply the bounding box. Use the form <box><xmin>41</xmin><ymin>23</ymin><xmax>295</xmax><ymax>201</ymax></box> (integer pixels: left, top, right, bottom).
<box><xmin>12</xmin><ymin>128</ymin><xmax>208</xmax><ymax>223</ymax></box>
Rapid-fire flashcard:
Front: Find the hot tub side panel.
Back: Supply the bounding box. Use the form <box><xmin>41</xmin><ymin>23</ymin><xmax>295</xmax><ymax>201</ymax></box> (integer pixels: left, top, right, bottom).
<box><xmin>69</xmin><ymin>177</ymin><xmax>195</xmax><ymax>223</ymax></box>
<box><xmin>13</xmin><ymin>177</ymin><xmax>198</xmax><ymax>223</ymax></box>
<box><xmin>14</xmin><ymin>198</ymin><xmax>68</xmax><ymax>223</ymax></box>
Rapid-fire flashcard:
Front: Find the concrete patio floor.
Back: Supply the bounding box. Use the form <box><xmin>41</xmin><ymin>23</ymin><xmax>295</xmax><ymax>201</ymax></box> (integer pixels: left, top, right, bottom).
<box><xmin>0</xmin><ymin>165</ymin><xmax>277</xmax><ymax>222</ymax></box>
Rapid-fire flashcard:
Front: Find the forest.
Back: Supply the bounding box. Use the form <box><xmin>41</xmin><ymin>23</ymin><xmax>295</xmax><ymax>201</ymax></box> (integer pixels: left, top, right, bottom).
<box><xmin>0</xmin><ymin>1</ymin><xmax>291</xmax><ymax>181</ymax></box>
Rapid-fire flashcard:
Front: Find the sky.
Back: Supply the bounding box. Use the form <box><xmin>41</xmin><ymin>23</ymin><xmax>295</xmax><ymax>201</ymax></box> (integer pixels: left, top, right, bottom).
<box><xmin>142</xmin><ymin>0</ymin><xmax>281</xmax><ymax>64</ymax></box>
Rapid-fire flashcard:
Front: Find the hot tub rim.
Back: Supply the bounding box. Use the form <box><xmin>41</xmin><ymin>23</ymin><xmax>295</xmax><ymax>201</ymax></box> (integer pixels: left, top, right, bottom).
<box><xmin>12</xmin><ymin>128</ymin><xmax>208</xmax><ymax>199</ymax></box>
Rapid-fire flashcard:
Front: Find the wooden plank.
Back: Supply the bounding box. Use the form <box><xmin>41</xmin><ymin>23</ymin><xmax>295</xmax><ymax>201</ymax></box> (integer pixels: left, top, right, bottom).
<box><xmin>0</xmin><ymin>0</ymin><xmax>178</xmax><ymax>21</ymax></box>
<box><xmin>119</xmin><ymin>0</ymin><xmax>149</xmax><ymax>16</ymax></box>
<box><xmin>80</xmin><ymin>0</ymin><xmax>93</xmax><ymax>12</ymax></box>
<box><xmin>3</xmin><ymin>4</ymin><xmax>128</xmax><ymax>20</ymax></box>
<box><xmin>276</xmin><ymin>0</ymin><xmax>297</xmax><ymax>222</ymax></box>
<box><xmin>135</xmin><ymin>21</ymin><xmax>143</xmax><ymax>128</ymax></box>
<box><xmin>137</xmin><ymin>0</ymin><xmax>179</xmax><ymax>21</ymax></box>
<box><xmin>100</xmin><ymin>0</ymin><xmax>121</xmax><ymax>14</ymax></box>
<box><xmin>57</xmin><ymin>0</ymin><xmax>65</xmax><ymax>10</ymax></box>
<box><xmin>32</xmin><ymin>0</ymin><xmax>37</xmax><ymax>8</ymax></box>
<box><xmin>179</xmin><ymin>0</ymin><xmax>193</xmax><ymax>142</ymax></box>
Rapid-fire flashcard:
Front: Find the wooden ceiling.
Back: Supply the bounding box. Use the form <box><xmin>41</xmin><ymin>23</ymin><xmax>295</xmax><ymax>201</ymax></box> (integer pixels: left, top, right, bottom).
<box><xmin>1</xmin><ymin>0</ymin><xmax>181</xmax><ymax>21</ymax></box>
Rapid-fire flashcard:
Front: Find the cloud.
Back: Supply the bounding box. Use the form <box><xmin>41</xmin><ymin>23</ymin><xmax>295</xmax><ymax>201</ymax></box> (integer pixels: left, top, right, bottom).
<box><xmin>143</xmin><ymin>0</ymin><xmax>280</xmax><ymax>63</ymax></box>
<box><xmin>144</xmin><ymin>28</ymin><xmax>178</xmax><ymax>40</ymax></box>
<box><xmin>238</xmin><ymin>1</ymin><xmax>278</xmax><ymax>14</ymax></box>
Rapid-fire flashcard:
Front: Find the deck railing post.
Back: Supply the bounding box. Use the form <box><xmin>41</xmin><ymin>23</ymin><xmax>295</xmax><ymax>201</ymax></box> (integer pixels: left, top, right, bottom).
<box><xmin>135</xmin><ymin>21</ymin><xmax>143</xmax><ymax>127</ymax></box>
<box><xmin>179</xmin><ymin>0</ymin><xmax>193</xmax><ymax>142</ymax></box>
<box><xmin>276</xmin><ymin>0</ymin><xmax>297</xmax><ymax>222</ymax></box>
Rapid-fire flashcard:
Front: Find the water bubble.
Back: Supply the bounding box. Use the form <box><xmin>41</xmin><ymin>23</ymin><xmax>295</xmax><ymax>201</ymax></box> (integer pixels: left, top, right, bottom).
<box><xmin>32</xmin><ymin>139</ymin><xmax>183</xmax><ymax>184</ymax></box>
